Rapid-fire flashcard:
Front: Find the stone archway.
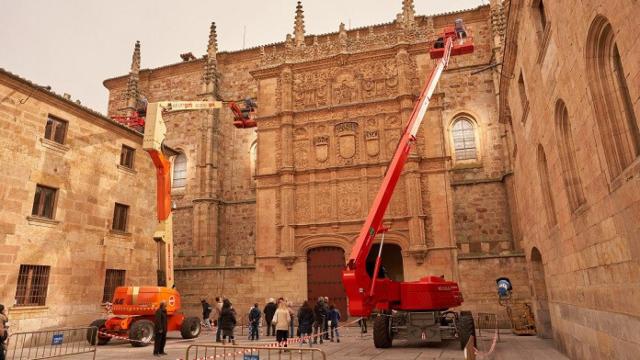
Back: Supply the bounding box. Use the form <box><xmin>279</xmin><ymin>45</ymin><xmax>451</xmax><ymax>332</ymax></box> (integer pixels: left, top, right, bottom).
<box><xmin>530</xmin><ymin>247</ymin><xmax>553</xmax><ymax>338</ymax></box>
<box><xmin>306</xmin><ymin>246</ymin><xmax>348</xmax><ymax>317</ymax></box>
<box><xmin>366</xmin><ymin>243</ymin><xmax>404</xmax><ymax>282</ymax></box>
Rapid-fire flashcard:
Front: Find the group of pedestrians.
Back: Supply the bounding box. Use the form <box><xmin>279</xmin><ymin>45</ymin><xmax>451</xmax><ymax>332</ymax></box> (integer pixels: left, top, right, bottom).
<box><xmin>199</xmin><ymin>296</ymin><xmax>342</xmax><ymax>347</ymax></box>
<box><xmin>0</xmin><ymin>304</ymin><xmax>8</xmax><ymax>360</ymax></box>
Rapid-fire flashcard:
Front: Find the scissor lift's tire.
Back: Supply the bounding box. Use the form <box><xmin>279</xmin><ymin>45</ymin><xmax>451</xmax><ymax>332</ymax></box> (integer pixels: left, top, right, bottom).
<box><xmin>129</xmin><ymin>319</ymin><xmax>154</xmax><ymax>347</ymax></box>
<box><xmin>458</xmin><ymin>311</ymin><xmax>476</xmax><ymax>350</ymax></box>
<box><xmin>373</xmin><ymin>315</ymin><xmax>393</xmax><ymax>348</ymax></box>
<box><xmin>181</xmin><ymin>316</ymin><xmax>201</xmax><ymax>339</ymax></box>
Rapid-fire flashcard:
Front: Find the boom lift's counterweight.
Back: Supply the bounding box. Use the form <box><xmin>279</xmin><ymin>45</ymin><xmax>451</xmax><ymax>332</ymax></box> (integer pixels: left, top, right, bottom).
<box><xmin>341</xmin><ymin>20</ymin><xmax>476</xmax><ymax>349</ymax></box>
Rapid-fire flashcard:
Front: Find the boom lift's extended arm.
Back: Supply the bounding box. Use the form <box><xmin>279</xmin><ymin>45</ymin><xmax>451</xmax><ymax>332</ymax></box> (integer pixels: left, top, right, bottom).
<box><xmin>142</xmin><ymin>100</ymin><xmax>256</xmax><ymax>288</ymax></box>
<box><xmin>342</xmin><ymin>22</ymin><xmax>474</xmax><ymax>317</ymax></box>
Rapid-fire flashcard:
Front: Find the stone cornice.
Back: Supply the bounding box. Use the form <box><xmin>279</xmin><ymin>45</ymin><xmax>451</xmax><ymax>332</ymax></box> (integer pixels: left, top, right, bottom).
<box><xmin>498</xmin><ymin>0</ymin><xmax>522</xmax><ymax>124</ymax></box>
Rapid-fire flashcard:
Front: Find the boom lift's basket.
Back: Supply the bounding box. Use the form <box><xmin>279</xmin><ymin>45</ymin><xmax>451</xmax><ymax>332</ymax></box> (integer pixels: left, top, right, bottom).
<box><xmin>429</xmin><ymin>25</ymin><xmax>474</xmax><ymax>59</ymax></box>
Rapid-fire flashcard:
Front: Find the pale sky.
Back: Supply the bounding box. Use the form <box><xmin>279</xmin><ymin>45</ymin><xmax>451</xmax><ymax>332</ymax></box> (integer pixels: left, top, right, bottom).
<box><xmin>1</xmin><ymin>0</ymin><xmax>485</xmax><ymax>113</ymax></box>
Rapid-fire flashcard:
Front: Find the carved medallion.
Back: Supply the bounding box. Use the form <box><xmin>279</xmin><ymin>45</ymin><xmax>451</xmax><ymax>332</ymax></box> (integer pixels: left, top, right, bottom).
<box><xmin>335</xmin><ymin>122</ymin><xmax>358</xmax><ymax>159</ymax></box>
<box><xmin>314</xmin><ymin>135</ymin><xmax>329</xmax><ymax>163</ymax></box>
<box><xmin>365</xmin><ymin>130</ymin><xmax>380</xmax><ymax>157</ymax></box>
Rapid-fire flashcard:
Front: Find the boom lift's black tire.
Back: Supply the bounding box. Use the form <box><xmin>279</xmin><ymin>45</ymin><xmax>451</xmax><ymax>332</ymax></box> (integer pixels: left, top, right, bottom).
<box><xmin>181</xmin><ymin>316</ymin><xmax>201</xmax><ymax>339</ymax></box>
<box><xmin>87</xmin><ymin>319</ymin><xmax>110</xmax><ymax>345</ymax></box>
<box><xmin>129</xmin><ymin>319</ymin><xmax>155</xmax><ymax>347</ymax></box>
<box><xmin>458</xmin><ymin>311</ymin><xmax>476</xmax><ymax>350</ymax></box>
<box><xmin>373</xmin><ymin>315</ymin><xmax>393</xmax><ymax>348</ymax></box>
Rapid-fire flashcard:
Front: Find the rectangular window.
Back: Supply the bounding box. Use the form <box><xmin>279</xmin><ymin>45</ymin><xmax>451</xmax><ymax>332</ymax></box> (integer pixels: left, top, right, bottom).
<box><xmin>120</xmin><ymin>145</ymin><xmax>135</xmax><ymax>169</ymax></box>
<box><xmin>44</xmin><ymin>115</ymin><xmax>68</xmax><ymax>144</ymax></box>
<box><xmin>15</xmin><ymin>265</ymin><xmax>51</xmax><ymax>306</ymax></box>
<box><xmin>102</xmin><ymin>269</ymin><xmax>126</xmax><ymax>302</ymax></box>
<box><xmin>112</xmin><ymin>203</ymin><xmax>129</xmax><ymax>232</ymax></box>
<box><xmin>31</xmin><ymin>185</ymin><xmax>58</xmax><ymax>219</ymax></box>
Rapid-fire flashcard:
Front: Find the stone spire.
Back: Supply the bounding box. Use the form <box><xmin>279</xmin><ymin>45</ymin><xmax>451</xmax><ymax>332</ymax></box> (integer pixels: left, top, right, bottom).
<box><xmin>203</xmin><ymin>22</ymin><xmax>218</xmax><ymax>95</ymax></box>
<box><xmin>400</xmin><ymin>0</ymin><xmax>416</xmax><ymax>28</ymax></box>
<box><xmin>293</xmin><ymin>1</ymin><xmax>305</xmax><ymax>47</ymax></box>
<box><xmin>126</xmin><ymin>40</ymin><xmax>140</xmax><ymax>110</ymax></box>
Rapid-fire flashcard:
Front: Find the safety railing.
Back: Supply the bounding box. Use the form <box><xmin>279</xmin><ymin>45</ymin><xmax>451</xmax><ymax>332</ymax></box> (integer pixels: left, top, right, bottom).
<box><xmin>185</xmin><ymin>344</ymin><xmax>326</xmax><ymax>360</ymax></box>
<box><xmin>4</xmin><ymin>326</ymin><xmax>97</xmax><ymax>360</ymax></box>
<box><xmin>475</xmin><ymin>312</ymin><xmax>499</xmax><ymax>341</ymax></box>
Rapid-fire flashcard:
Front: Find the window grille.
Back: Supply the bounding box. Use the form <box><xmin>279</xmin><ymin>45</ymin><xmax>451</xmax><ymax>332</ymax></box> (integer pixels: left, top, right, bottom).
<box><xmin>102</xmin><ymin>269</ymin><xmax>126</xmax><ymax>302</ymax></box>
<box><xmin>112</xmin><ymin>203</ymin><xmax>129</xmax><ymax>232</ymax></box>
<box><xmin>120</xmin><ymin>145</ymin><xmax>135</xmax><ymax>169</ymax></box>
<box><xmin>31</xmin><ymin>185</ymin><xmax>58</xmax><ymax>219</ymax></box>
<box><xmin>15</xmin><ymin>265</ymin><xmax>51</xmax><ymax>306</ymax></box>
<box><xmin>44</xmin><ymin>115</ymin><xmax>68</xmax><ymax>144</ymax></box>
<box><xmin>452</xmin><ymin>118</ymin><xmax>477</xmax><ymax>160</ymax></box>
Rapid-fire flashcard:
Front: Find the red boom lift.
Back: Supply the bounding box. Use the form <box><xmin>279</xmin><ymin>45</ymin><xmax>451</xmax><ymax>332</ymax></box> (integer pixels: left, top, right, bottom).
<box><xmin>341</xmin><ymin>20</ymin><xmax>476</xmax><ymax>349</ymax></box>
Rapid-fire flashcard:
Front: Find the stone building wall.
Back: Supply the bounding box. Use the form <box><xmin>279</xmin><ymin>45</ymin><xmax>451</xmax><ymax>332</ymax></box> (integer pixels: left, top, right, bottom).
<box><xmin>104</xmin><ymin>1</ymin><xmax>528</xmax><ymax>320</ymax></box>
<box><xmin>500</xmin><ymin>0</ymin><xmax>640</xmax><ymax>358</ymax></box>
<box><xmin>0</xmin><ymin>69</ymin><xmax>158</xmax><ymax>333</ymax></box>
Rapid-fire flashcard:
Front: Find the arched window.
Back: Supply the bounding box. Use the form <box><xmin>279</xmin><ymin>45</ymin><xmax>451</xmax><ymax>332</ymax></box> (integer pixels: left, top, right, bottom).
<box><xmin>249</xmin><ymin>141</ymin><xmax>257</xmax><ymax>189</ymax></box>
<box><xmin>537</xmin><ymin>145</ymin><xmax>557</xmax><ymax>226</ymax></box>
<box><xmin>451</xmin><ymin>117</ymin><xmax>477</xmax><ymax>161</ymax></box>
<box><xmin>172</xmin><ymin>153</ymin><xmax>187</xmax><ymax>189</ymax></box>
<box><xmin>586</xmin><ymin>15</ymin><xmax>639</xmax><ymax>179</ymax></box>
<box><xmin>555</xmin><ymin>100</ymin><xmax>585</xmax><ymax>211</ymax></box>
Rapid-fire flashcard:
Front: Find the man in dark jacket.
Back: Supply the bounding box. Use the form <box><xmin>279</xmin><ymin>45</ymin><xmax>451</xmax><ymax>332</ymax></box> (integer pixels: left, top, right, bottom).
<box><xmin>248</xmin><ymin>304</ymin><xmax>261</xmax><ymax>340</ymax></box>
<box><xmin>312</xmin><ymin>298</ymin><xmax>326</xmax><ymax>344</ymax></box>
<box><xmin>263</xmin><ymin>298</ymin><xmax>277</xmax><ymax>337</ymax></box>
<box><xmin>201</xmin><ymin>299</ymin><xmax>212</xmax><ymax>329</ymax></box>
<box><xmin>153</xmin><ymin>302</ymin><xmax>168</xmax><ymax>356</ymax></box>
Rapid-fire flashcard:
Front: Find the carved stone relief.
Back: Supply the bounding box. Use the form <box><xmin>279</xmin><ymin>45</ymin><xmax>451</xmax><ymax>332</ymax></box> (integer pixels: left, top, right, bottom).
<box><xmin>335</xmin><ymin>122</ymin><xmax>358</xmax><ymax>164</ymax></box>
<box><xmin>365</xmin><ymin>130</ymin><xmax>380</xmax><ymax>157</ymax></box>
<box><xmin>316</xmin><ymin>183</ymin><xmax>332</xmax><ymax>221</ymax></box>
<box><xmin>337</xmin><ymin>181</ymin><xmax>361</xmax><ymax>219</ymax></box>
<box><xmin>295</xmin><ymin>187</ymin><xmax>311</xmax><ymax>223</ymax></box>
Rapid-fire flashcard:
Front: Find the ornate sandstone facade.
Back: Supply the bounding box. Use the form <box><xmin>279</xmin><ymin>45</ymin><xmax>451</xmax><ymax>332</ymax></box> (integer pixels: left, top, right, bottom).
<box><xmin>104</xmin><ymin>0</ymin><xmax>528</xmax><ymax>323</ymax></box>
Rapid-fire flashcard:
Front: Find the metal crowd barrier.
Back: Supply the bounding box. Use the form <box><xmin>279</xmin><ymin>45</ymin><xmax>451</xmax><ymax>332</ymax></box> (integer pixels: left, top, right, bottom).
<box><xmin>5</xmin><ymin>326</ymin><xmax>97</xmax><ymax>360</ymax></box>
<box><xmin>475</xmin><ymin>312</ymin><xmax>499</xmax><ymax>340</ymax></box>
<box><xmin>185</xmin><ymin>344</ymin><xmax>326</xmax><ymax>360</ymax></box>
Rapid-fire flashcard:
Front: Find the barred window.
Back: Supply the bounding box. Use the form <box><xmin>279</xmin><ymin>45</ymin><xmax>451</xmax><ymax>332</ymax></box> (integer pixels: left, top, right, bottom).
<box><xmin>120</xmin><ymin>145</ymin><xmax>135</xmax><ymax>169</ymax></box>
<box><xmin>112</xmin><ymin>203</ymin><xmax>129</xmax><ymax>232</ymax></box>
<box><xmin>31</xmin><ymin>185</ymin><xmax>58</xmax><ymax>219</ymax></box>
<box><xmin>102</xmin><ymin>269</ymin><xmax>126</xmax><ymax>302</ymax></box>
<box><xmin>44</xmin><ymin>115</ymin><xmax>68</xmax><ymax>144</ymax></box>
<box><xmin>15</xmin><ymin>265</ymin><xmax>51</xmax><ymax>306</ymax></box>
<box><xmin>172</xmin><ymin>153</ymin><xmax>187</xmax><ymax>188</ymax></box>
<box><xmin>452</xmin><ymin>118</ymin><xmax>477</xmax><ymax>160</ymax></box>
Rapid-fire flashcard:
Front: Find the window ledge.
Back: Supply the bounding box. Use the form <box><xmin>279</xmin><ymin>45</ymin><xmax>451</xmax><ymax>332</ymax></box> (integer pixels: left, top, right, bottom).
<box><xmin>520</xmin><ymin>100</ymin><xmax>530</xmax><ymax>124</ymax></box>
<box><xmin>171</xmin><ymin>187</ymin><xmax>186</xmax><ymax>195</ymax></box>
<box><xmin>117</xmin><ymin>164</ymin><xmax>137</xmax><ymax>174</ymax></box>
<box><xmin>39</xmin><ymin>137</ymin><xmax>69</xmax><ymax>154</ymax></box>
<box><xmin>10</xmin><ymin>305</ymin><xmax>49</xmax><ymax>313</ymax></box>
<box><xmin>609</xmin><ymin>156</ymin><xmax>640</xmax><ymax>192</ymax></box>
<box><xmin>452</xmin><ymin>161</ymin><xmax>483</xmax><ymax>170</ymax></box>
<box><xmin>107</xmin><ymin>230</ymin><xmax>132</xmax><ymax>238</ymax></box>
<box><xmin>536</xmin><ymin>23</ymin><xmax>552</xmax><ymax>64</ymax></box>
<box><xmin>26</xmin><ymin>215</ymin><xmax>60</xmax><ymax>227</ymax></box>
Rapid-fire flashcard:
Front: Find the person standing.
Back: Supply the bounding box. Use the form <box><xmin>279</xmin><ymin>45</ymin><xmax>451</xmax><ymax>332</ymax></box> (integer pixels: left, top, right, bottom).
<box><xmin>248</xmin><ymin>304</ymin><xmax>261</xmax><ymax>341</ymax></box>
<box><xmin>322</xmin><ymin>297</ymin><xmax>330</xmax><ymax>340</ymax></box>
<box><xmin>0</xmin><ymin>304</ymin><xmax>8</xmax><ymax>360</ymax></box>
<box><xmin>153</xmin><ymin>302</ymin><xmax>168</xmax><ymax>357</ymax></box>
<box><xmin>312</xmin><ymin>298</ymin><xmax>326</xmax><ymax>344</ymax></box>
<box><xmin>328</xmin><ymin>304</ymin><xmax>341</xmax><ymax>343</ymax></box>
<box><xmin>201</xmin><ymin>299</ymin><xmax>212</xmax><ymax>329</ymax></box>
<box><xmin>297</xmin><ymin>301</ymin><xmax>314</xmax><ymax>346</ymax></box>
<box><xmin>263</xmin><ymin>298</ymin><xmax>277</xmax><ymax>337</ymax></box>
<box><xmin>214</xmin><ymin>297</ymin><xmax>223</xmax><ymax>342</ymax></box>
<box><xmin>273</xmin><ymin>300</ymin><xmax>291</xmax><ymax>348</ymax></box>
<box><xmin>286</xmin><ymin>300</ymin><xmax>295</xmax><ymax>337</ymax></box>
<box><xmin>219</xmin><ymin>299</ymin><xmax>237</xmax><ymax>345</ymax></box>
<box><xmin>358</xmin><ymin>318</ymin><xmax>368</xmax><ymax>334</ymax></box>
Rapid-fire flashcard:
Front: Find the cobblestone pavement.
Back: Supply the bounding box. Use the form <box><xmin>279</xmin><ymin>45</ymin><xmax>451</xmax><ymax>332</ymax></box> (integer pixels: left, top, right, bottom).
<box><xmin>49</xmin><ymin>327</ymin><xmax>567</xmax><ymax>360</ymax></box>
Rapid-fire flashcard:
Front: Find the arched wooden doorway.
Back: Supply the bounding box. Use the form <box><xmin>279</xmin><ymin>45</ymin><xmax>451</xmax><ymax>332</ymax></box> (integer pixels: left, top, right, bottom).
<box><xmin>307</xmin><ymin>246</ymin><xmax>348</xmax><ymax>317</ymax></box>
<box><xmin>531</xmin><ymin>247</ymin><xmax>553</xmax><ymax>338</ymax></box>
